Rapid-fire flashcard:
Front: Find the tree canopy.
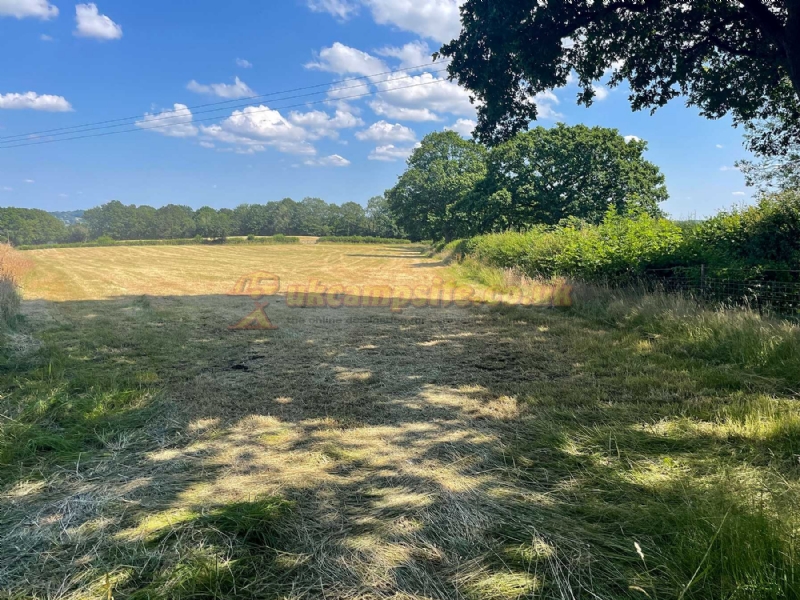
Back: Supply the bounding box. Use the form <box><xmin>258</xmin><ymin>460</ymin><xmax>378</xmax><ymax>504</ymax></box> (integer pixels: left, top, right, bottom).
<box><xmin>438</xmin><ymin>0</ymin><xmax>800</xmax><ymax>155</ymax></box>
<box><xmin>0</xmin><ymin>208</ymin><xmax>68</xmax><ymax>246</ymax></box>
<box><xmin>464</xmin><ymin>124</ymin><xmax>667</xmax><ymax>234</ymax></box>
<box><xmin>386</xmin><ymin>126</ymin><xmax>668</xmax><ymax>240</ymax></box>
<box><xmin>386</xmin><ymin>131</ymin><xmax>487</xmax><ymax>241</ymax></box>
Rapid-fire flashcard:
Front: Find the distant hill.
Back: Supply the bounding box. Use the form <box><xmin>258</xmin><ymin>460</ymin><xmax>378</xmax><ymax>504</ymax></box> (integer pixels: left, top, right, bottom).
<box><xmin>50</xmin><ymin>210</ymin><xmax>84</xmax><ymax>225</ymax></box>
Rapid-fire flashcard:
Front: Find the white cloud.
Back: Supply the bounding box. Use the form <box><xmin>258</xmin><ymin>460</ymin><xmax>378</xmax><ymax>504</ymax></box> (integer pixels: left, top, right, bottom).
<box><xmin>40</xmin><ymin>33</ymin><xmax>54</xmax><ymax>41</ymax></box>
<box><xmin>732</xmin><ymin>191</ymin><xmax>746</xmax><ymax>196</ymax></box>
<box><xmin>307</xmin><ymin>0</ymin><xmax>358</xmax><ymax>20</ymax></box>
<box><xmin>368</xmin><ymin>99</ymin><xmax>440</xmax><ymax>121</ymax></box>
<box><xmin>720</xmin><ymin>165</ymin><xmax>739</xmax><ymax>172</ymax></box>
<box><xmin>0</xmin><ymin>91</ymin><xmax>72</xmax><ymax>111</ymax></box>
<box><xmin>135</xmin><ymin>104</ymin><xmax>198</xmax><ymax>138</ymax></box>
<box><xmin>716</xmin><ymin>144</ymin><xmax>724</xmax><ymax>149</ymax></box>
<box><xmin>288</xmin><ymin>108</ymin><xmax>363</xmax><ymax>138</ymax></box>
<box><xmin>533</xmin><ymin>90</ymin><xmax>562</xmax><ymax>119</ymax></box>
<box><xmin>2</xmin><ymin>186</ymin><xmax>12</xmax><ymax>192</ymax></box>
<box><xmin>74</xmin><ymin>3</ymin><xmax>122</xmax><ymax>40</ymax></box>
<box><xmin>368</xmin><ymin>143</ymin><xmax>418</xmax><ymax>161</ymax></box>
<box><xmin>199</xmin><ymin>141</ymin><xmax>215</xmax><ymax>149</ymax></box>
<box><xmin>59</xmin><ymin>193</ymin><xmax>68</xmax><ymax>198</ymax></box>
<box><xmin>624</xmin><ymin>135</ymin><xmax>641</xmax><ymax>143</ymax></box>
<box><xmin>201</xmin><ymin>105</ymin><xmax>316</xmax><ymax>155</ymax></box>
<box><xmin>372</xmin><ymin>71</ymin><xmax>474</xmax><ymax>120</ymax></box>
<box><xmin>592</xmin><ymin>85</ymin><xmax>609</xmax><ymax>100</ymax></box>
<box><xmin>326</xmin><ymin>79</ymin><xmax>372</xmax><ymax>101</ymax></box>
<box><xmin>0</xmin><ymin>0</ymin><xmax>57</xmax><ymax>19</ymax></box>
<box><xmin>376</xmin><ymin>40</ymin><xmax>435</xmax><ymax>70</ymax></box>
<box><xmin>24</xmin><ymin>178</ymin><xmax>34</xmax><ymax>183</ymax></box>
<box><xmin>445</xmin><ymin>118</ymin><xmax>476</xmax><ymax>137</ymax></box>
<box><xmin>235</xmin><ymin>58</ymin><xmax>252</xmax><ymax>68</ymax></box>
<box><xmin>304</xmin><ymin>154</ymin><xmax>351</xmax><ymax>167</ymax></box>
<box><xmin>362</xmin><ymin>0</ymin><xmax>463</xmax><ymax>43</ymax></box>
<box><xmin>187</xmin><ymin>77</ymin><xmax>255</xmax><ymax>99</ymax></box>
<box><xmin>306</xmin><ymin>42</ymin><xmax>388</xmax><ymax>77</ymax></box>
<box><xmin>356</xmin><ymin>120</ymin><xmax>417</xmax><ymax>143</ymax></box>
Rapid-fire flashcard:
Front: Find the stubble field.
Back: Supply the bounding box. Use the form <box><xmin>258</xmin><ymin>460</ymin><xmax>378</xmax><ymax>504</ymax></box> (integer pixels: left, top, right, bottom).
<box><xmin>1</xmin><ymin>243</ymin><xmax>798</xmax><ymax>599</ymax></box>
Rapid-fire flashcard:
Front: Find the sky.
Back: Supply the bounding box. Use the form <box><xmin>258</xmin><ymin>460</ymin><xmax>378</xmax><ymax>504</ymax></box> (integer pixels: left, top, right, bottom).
<box><xmin>0</xmin><ymin>0</ymin><xmax>755</xmax><ymax>218</ymax></box>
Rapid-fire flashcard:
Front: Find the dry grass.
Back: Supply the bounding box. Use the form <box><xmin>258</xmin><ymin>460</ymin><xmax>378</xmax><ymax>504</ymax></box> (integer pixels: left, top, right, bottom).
<box><xmin>1</xmin><ymin>244</ymin><xmax>798</xmax><ymax>599</ymax></box>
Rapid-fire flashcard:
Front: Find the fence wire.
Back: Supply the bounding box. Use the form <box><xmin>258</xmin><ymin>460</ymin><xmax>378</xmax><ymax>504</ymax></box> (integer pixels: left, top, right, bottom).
<box><xmin>642</xmin><ymin>267</ymin><xmax>800</xmax><ymax>318</ymax></box>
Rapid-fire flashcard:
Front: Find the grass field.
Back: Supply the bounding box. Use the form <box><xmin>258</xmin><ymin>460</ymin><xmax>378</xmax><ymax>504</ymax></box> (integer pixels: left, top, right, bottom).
<box><xmin>2</xmin><ymin>244</ymin><xmax>799</xmax><ymax>599</ymax></box>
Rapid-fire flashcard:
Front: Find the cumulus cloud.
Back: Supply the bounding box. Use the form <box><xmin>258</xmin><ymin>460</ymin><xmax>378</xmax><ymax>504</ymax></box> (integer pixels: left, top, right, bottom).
<box><xmin>235</xmin><ymin>58</ymin><xmax>252</xmax><ymax>68</ymax></box>
<box><xmin>368</xmin><ymin>99</ymin><xmax>440</xmax><ymax>121</ymax></box>
<box><xmin>0</xmin><ymin>91</ymin><xmax>72</xmax><ymax>111</ymax></box>
<box><xmin>445</xmin><ymin>118</ymin><xmax>476</xmax><ymax>137</ymax></box>
<box><xmin>592</xmin><ymin>85</ymin><xmax>610</xmax><ymax>100</ymax></box>
<box><xmin>306</xmin><ymin>42</ymin><xmax>388</xmax><ymax>78</ymax></box>
<box><xmin>376</xmin><ymin>40</ymin><xmax>436</xmax><ymax>71</ymax></box>
<box><xmin>287</xmin><ymin>109</ymin><xmax>363</xmax><ymax>138</ymax></box>
<box><xmin>74</xmin><ymin>3</ymin><xmax>122</xmax><ymax>40</ymax></box>
<box><xmin>533</xmin><ymin>90</ymin><xmax>562</xmax><ymax>120</ymax></box>
<box><xmin>201</xmin><ymin>105</ymin><xmax>316</xmax><ymax>155</ymax></box>
<box><xmin>39</xmin><ymin>33</ymin><xmax>53</xmax><ymax>41</ymax></box>
<box><xmin>716</xmin><ymin>144</ymin><xmax>724</xmax><ymax>149</ymax></box>
<box><xmin>304</xmin><ymin>154</ymin><xmax>351</xmax><ymax>167</ymax></box>
<box><xmin>732</xmin><ymin>191</ymin><xmax>746</xmax><ymax>196</ymax></box>
<box><xmin>135</xmin><ymin>104</ymin><xmax>198</xmax><ymax>138</ymax></box>
<box><xmin>368</xmin><ymin>143</ymin><xmax>418</xmax><ymax>162</ymax></box>
<box><xmin>187</xmin><ymin>77</ymin><xmax>255</xmax><ymax>99</ymax></box>
<box><xmin>307</xmin><ymin>0</ymin><xmax>359</xmax><ymax>20</ymax></box>
<box><xmin>0</xmin><ymin>0</ymin><xmax>58</xmax><ymax>19</ymax></box>
<box><xmin>372</xmin><ymin>71</ymin><xmax>474</xmax><ymax>120</ymax></box>
<box><xmin>356</xmin><ymin>120</ymin><xmax>417</xmax><ymax>143</ymax></box>
<box><xmin>624</xmin><ymin>135</ymin><xmax>641</xmax><ymax>143</ymax></box>
<box><xmin>362</xmin><ymin>0</ymin><xmax>463</xmax><ymax>43</ymax></box>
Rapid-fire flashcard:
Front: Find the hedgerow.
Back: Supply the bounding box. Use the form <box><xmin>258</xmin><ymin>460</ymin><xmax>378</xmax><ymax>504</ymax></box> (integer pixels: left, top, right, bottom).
<box><xmin>316</xmin><ymin>236</ymin><xmax>412</xmax><ymax>244</ymax></box>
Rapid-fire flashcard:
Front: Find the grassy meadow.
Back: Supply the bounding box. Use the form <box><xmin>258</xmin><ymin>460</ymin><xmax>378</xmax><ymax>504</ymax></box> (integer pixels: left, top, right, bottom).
<box><xmin>1</xmin><ymin>243</ymin><xmax>798</xmax><ymax>599</ymax></box>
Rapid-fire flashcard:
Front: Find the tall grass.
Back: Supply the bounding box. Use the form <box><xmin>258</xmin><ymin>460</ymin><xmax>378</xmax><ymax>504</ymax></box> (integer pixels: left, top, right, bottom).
<box><xmin>571</xmin><ymin>282</ymin><xmax>800</xmax><ymax>383</ymax></box>
<box><xmin>0</xmin><ymin>243</ymin><xmax>31</xmax><ymax>326</ymax></box>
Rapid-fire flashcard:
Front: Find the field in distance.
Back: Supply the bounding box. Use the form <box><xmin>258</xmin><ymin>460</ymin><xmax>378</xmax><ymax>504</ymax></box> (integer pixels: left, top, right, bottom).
<box><xmin>3</xmin><ymin>242</ymin><xmax>797</xmax><ymax>599</ymax></box>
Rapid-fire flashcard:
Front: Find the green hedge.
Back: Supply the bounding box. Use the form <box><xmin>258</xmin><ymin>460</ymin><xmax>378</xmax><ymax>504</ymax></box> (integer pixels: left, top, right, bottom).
<box><xmin>18</xmin><ymin>235</ymin><xmax>300</xmax><ymax>250</ymax></box>
<box><xmin>316</xmin><ymin>236</ymin><xmax>412</xmax><ymax>244</ymax></box>
<box><xmin>682</xmin><ymin>190</ymin><xmax>800</xmax><ymax>275</ymax></box>
<box><xmin>463</xmin><ymin>211</ymin><xmax>683</xmax><ymax>281</ymax></box>
<box><xmin>455</xmin><ymin>191</ymin><xmax>800</xmax><ymax>282</ymax></box>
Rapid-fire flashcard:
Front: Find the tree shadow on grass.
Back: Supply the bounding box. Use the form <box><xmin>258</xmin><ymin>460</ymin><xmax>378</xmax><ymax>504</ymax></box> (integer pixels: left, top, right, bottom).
<box><xmin>1</xmin><ymin>294</ymin><xmax>798</xmax><ymax>599</ymax></box>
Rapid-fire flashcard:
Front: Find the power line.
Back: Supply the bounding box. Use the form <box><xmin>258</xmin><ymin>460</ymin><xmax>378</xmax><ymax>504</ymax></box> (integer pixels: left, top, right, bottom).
<box><xmin>1</xmin><ymin>78</ymin><xmax>451</xmax><ymax>149</ymax></box>
<box><xmin>0</xmin><ymin>61</ymin><xmax>449</xmax><ymax>143</ymax></box>
<box><xmin>1</xmin><ymin>68</ymin><xmax>448</xmax><ymax>143</ymax></box>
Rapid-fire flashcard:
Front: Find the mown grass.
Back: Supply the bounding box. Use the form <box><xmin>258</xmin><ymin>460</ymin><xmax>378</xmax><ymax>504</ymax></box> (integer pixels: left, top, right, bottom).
<box><xmin>1</xmin><ymin>244</ymin><xmax>799</xmax><ymax>599</ymax></box>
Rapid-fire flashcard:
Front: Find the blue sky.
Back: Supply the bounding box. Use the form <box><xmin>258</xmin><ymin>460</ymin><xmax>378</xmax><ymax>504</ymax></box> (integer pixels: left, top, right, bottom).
<box><xmin>1</xmin><ymin>0</ymin><xmax>754</xmax><ymax>218</ymax></box>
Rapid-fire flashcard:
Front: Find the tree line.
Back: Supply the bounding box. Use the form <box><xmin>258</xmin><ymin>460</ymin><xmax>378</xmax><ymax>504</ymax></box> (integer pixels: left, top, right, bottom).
<box><xmin>0</xmin><ymin>196</ymin><xmax>402</xmax><ymax>246</ymax></box>
<box><xmin>386</xmin><ymin>124</ymin><xmax>668</xmax><ymax>241</ymax></box>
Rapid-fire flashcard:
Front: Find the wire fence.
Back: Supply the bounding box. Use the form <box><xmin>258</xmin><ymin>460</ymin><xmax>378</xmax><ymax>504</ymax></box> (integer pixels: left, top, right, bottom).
<box><xmin>642</xmin><ymin>266</ymin><xmax>800</xmax><ymax>319</ymax></box>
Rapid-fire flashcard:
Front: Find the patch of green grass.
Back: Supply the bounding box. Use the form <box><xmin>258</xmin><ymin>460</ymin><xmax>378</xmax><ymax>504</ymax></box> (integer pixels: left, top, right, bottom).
<box><xmin>125</xmin><ymin>497</ymin><xmax>295</xmax><ymax>599</ymax></box>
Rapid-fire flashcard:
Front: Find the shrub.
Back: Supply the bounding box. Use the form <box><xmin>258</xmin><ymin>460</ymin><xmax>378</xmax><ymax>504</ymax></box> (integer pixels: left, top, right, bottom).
<box><xmin>684</xmin><ymin>190</ymin><xmax>800</xmax><ymax>275</ymax></box>
<box><xmin>466</xmin><ymin>210</ymin><xmax>684</xmax><ymax>281</ymax></box>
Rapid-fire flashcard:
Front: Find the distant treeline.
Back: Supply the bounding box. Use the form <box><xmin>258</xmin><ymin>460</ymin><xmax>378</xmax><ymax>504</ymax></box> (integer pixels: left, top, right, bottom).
<box><xmin>0</xmin><ymin>197</ymin><xmax>403</xmax><ymax>246</ymax></box>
